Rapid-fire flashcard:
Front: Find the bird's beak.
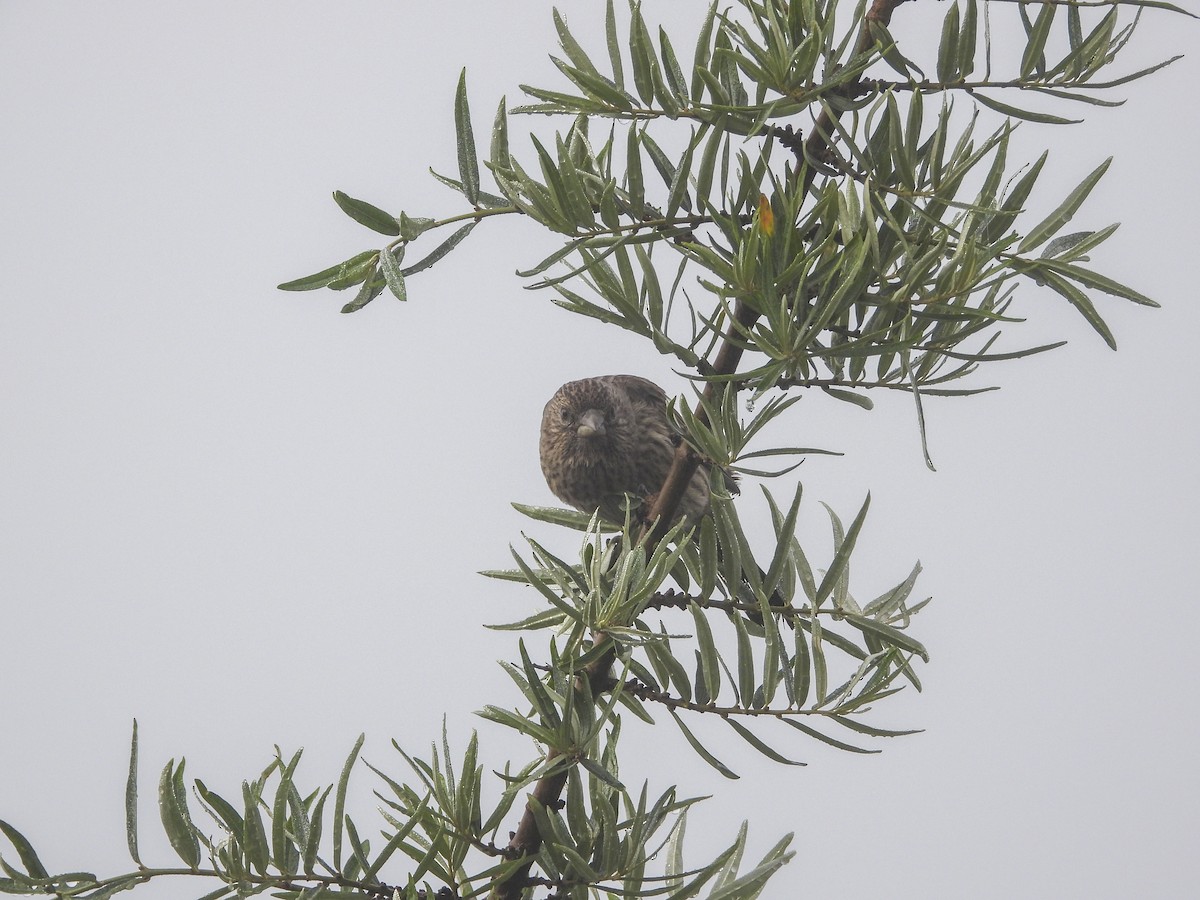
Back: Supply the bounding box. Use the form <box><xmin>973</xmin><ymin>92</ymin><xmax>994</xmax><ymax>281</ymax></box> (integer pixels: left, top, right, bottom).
<box><xmin>576</xmin><ymin>409</ymin><xmax>606</xmax><ymax>438</ymax></box>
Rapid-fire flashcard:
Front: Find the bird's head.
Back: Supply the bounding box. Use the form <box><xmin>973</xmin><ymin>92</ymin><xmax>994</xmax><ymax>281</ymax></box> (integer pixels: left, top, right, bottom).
<box><xmin>542</xmin><ymin>378</ymin><xmax>628</xmax><ymax>457</ymax></box>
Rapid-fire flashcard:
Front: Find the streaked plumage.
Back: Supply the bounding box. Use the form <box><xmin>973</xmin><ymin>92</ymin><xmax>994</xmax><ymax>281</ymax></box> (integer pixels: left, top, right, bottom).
<box><xmin>539</xmin><ymin>375</ymin><xmax>731</xmax><ymax>526</ymax></box>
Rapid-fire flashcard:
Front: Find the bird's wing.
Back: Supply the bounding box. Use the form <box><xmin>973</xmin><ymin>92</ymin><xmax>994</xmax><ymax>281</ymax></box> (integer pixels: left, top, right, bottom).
<box><xmin>611</xmin><ymin>374</ymin><xmax>742</xmax><ymax>496</ymax></box>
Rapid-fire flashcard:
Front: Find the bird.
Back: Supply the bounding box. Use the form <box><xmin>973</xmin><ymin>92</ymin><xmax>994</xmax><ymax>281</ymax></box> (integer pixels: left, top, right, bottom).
<box><xmin>539</xmin><ymin>374</ymin><xmax>732</xmax><ymax>527</ymax></box>
<box><xmin>539</xmin><ymin>375</ymin><xmax>792</xmax><ymax>629</ymax></box>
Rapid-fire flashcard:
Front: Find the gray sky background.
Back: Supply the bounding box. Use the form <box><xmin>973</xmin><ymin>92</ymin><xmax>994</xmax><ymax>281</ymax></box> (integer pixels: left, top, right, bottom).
<box><xmin>2</xmin><ymin>3</ymin><xmax>1197</xmax><ymax>898</ymax></box>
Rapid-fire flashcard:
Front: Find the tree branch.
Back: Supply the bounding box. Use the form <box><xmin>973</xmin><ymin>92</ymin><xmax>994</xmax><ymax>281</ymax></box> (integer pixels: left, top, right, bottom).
<box><xmin>490</xmin><ymin>3</ymin><xmax>916</xmax><ymax>897</ymax></box>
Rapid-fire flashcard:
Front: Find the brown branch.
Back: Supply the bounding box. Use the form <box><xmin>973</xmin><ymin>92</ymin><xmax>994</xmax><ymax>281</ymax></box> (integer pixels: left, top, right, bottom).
<box><xmin>620</xmin><ymin>679</ymin><xmax>840</xmax><ymax>719</ymax></box>
<box><xmin>490</xmin><ymin>4</ymin><xmax>915</xmax><ymax>898</ymax></box>
<box><xmin>802</xmin><ymin>0</ymin><xmax>914</xmax><ymax>187</ymax></box>
<box><xmin>644</xmin><ymin>587</ymin><xmax>845</xmax><ymax>625</ymax></box>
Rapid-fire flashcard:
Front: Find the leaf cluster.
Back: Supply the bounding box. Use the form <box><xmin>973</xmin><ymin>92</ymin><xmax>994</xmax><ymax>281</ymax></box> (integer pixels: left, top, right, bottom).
<box><xmin>496</xmin><ymin>480</ymin><xmax>927</xmax><ymax>774</ymax></box>
<box><xmin>0</xmin><ymin>723</ymin><xmax>791</xmax><ymax>900</ymax></box>
<box><xmin>280</xmin><ymin>0</ymin><xmax>1164</xmax><ymax>429</ymax></box>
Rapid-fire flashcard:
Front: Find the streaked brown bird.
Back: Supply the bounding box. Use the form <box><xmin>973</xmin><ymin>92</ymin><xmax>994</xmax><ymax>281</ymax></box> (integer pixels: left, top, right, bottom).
<box><xmin>540</xmin><ymin>374</ymin><xmax>791</xmax><ymax>628</ymax></box>
<box><xmin>539</xmin><ymin>374</ymin><xmax>733</xmax><ymax>527</ymax></box>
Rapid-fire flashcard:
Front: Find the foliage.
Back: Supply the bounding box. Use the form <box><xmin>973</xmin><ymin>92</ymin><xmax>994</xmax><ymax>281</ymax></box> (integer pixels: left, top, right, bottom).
<box><xmin>3</xmin><ymin>1</ymin><xmax>1190</xmax><ymax>899</ymax></box>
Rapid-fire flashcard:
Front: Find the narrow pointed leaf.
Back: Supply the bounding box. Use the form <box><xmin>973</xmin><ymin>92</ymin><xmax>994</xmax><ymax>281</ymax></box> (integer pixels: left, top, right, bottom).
<box><xmin>277</xmin><ymin>251</ymin><xmax>379</xmax><ymax>292</ymax></box>
<box><xmin>814</xmin><ymin>494</ymin><xmax>871</xmax><ymax>605</ymax></box>
<box><xmin>333</xmin><ymin>734</ymin><xmax>364</xmax><ymax>869</ymax></box>
<box><xmin>1035</xmin><ymin>269</ymin><xmax>1117</xmax><ymax>349</ymax></box>
<box><xmin>669</xmin><ymin>710</ymin><xmax>739</xmax><ymax>779</ymax></box>
<box><xmin>158</xmin><ymin>761</ymin><xmax>200</xmax><ymax>868</ymax></box>
<box><xmin>820</xmin><ymin>386</ymin><xmax>874</xmax><ymax>409</ymax></box>
<box><xmin>842</xmin><ymin>613</ymin><xmax>929</xmax><ymax>661</ymax></box>
<box><xmin>1037</xmin><ymin>259</ymin><xmax>1157</xmax><ymax>307</ymax></box>
<box><xmin>783</xmin><ymin>720</ymin><xmax>879</xmax><ymax>753</ymax></box>
<box><xmin>401</xmin><ymin>221</ymin><xmax>477</xmax><ymax>276</ymax></box>
<box><xmin>125</xmin><ymin>720</ymin><xmax>141</xmax><ymax>866</ymax></box>
<box><xmin>971</xmin><ymin>91</ymin><xmax>1081</xmax><ymax>125</ymax></box>
<box><xmin>339</xmin><ymin>271</ymin><xmax>383</xmax><ymax>314</ymax></box>
<box><xmin>0</xmin><ymin>822</ymin><xmax>48</xmax><ymax>880</ymax></box>
<box><xmin>333</xmin><ymin>191</ymin><xmax>400</xmax><ymax>236</ymax></box>
<box><xmin>1019</xmin><ymin>158</ymin><xmax>1112</xmax><ymax>252</ymax></box>
<box><xmin>725</xmin><ymin>719</ymin><xmax>806</xmax><ymax>766</ymax></box>
<box><xmin>379</xmin><ymin>247</ymin><xmax>407</xmax><ymax>301</ymax></box>
<box><xmin>455</xmin><ymin>69</ymin><xmax>480</xmax><ymax>205</ymax></box>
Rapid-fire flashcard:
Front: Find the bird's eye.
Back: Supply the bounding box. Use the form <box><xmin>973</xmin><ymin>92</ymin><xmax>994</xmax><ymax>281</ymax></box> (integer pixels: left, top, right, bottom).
<box><xmin>559</xmin><ymin>408</ymin><xmax>573</xmax><ymax>425</ymax></box>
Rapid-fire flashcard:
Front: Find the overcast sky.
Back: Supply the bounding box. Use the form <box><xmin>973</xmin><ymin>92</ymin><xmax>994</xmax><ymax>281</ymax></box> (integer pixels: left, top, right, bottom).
<box><xmin>1</xmin><ymin>3</ymin><xmax>1197</xmax><ymax>899</ymax></box>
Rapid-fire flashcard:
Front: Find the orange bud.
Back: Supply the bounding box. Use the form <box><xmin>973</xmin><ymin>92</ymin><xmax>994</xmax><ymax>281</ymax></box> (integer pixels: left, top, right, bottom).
<box><xmin>756</xmin><ymin>193</ymin><xmax>775</xmax><ymax>236</ymax></box>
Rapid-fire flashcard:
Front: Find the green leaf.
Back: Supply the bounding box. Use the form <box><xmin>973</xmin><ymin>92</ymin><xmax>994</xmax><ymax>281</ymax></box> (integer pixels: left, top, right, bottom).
<box><xmin>971</xmin><ymin>91</ymin><xmax>1082</xmax><ymax>125</ymax></box>
<box><xmin>665</xmin><ymin>130</ymin><xmax>697</xmax><ymax>217</ymax></box>
<box><xmin>842</xmin><ymin>613</ymin><xmax>929</xmax><ymax>662</ymax></box>
<box><xmin>1019</xmin><ymin>158</ymin><xmax>1111</xmax><ymax>253</ymax></box>
<box><xmin>158</xmin><ymin>760</ymin><xmax>200</xmax><ymax>868</ymax></box>
<box><xmin>628</xmin><ymin>4</ymin><xmax>655</xmax><ymax>105</ymax></box>
<box><xmin>401</xmin><ymin>221</ymin><xmax>477</xmax><ymax>276</ymax></box>
<box><xmin>579</xmin><ymin>756</ymin><xmax>624</xmax><ymax>789</ymax></box>
<box><xmin>690</xmin><ymin>606</ymin><xmax>721</xmax><ymax>705</ymax></box>
<box><xmin>792</xmin><ymin>625</ymin><xmax>811</xmax><ymax>708</ymax></box>
<box><xmin>490</xmin><ymin>97</ymin><xmax>510</xmax><ymax>170</ymax></box>
<box><xmin>691</xmin><ymin>2</ymin><xmax>718</xmax><ymax>101</ymax></box>
<box><xmin>277</xmin><ymin>250</ymin><xmax>379</xmax><ymax>292</ymax></box>
<box><xmin>0</xmin><ymin>821</ymin><xmax>48</xmax><ymax>880</ymax></box>
<box><xmin>518</xmin><ymin>640</ymin><xmax>564</xmax><ymax>732</ymax></box>
<box><xmin>668</xmin><ymin>710</ymin><xmax>738</xmax><ymax>779</ymax></box>
<box><xmin>484</xmin><ymin>608</ymin><xmax>568</xmax><ymax>630</ymax></box>
<box><xmin>363</xmin><ymin>799</ymin><xmax>426</xmax><ymax>882</ymax></box>
<box><xmin>342</xmin><ymin>818</ymin><xmax>373</xmax><ymax>884</ymax></box>
<box><xmin>332</xmin><ymin>191</ymin><xmax>400</xmax><ymax>236</ymax></box>
<box><xmin>868</xmin><ymin>20</ymin><xmax>919</xmax><ymax>79</ymax></box>
<box><xmin>814</xmin><ymin>494</ymin><xmax>870</xmax><ymax>606</ymax></box>
<box><xmin>124</xmin><ymin>720</ymin><xmax>141</xmax><ymax>866</ymax></box>
<box><xmin>379</xmin><ymin>247</ymin><xmax>407</xmax><ymax>301</ymax></box>
<box><xmin>936</xmin><ymin>1</ymin><xmax>961</xmax><ymax>83</ymax></box>
<box><xmin>658</xmin><ymin>27</ymin><xmax>688</xmax><ymax>101</ymax></box>
<box><xmin>819</xmin><ymin>386</ymin><xmax>873</xmax><ymax>410</ymax></box>
<box><xmin>195</xmin><ymin>780</ymin><xmax>244</xmax><ymax>837</ymax></box>
<box><xmin>1040</xmin><ymin>231</ymin><xmax>1095</xmax><ymax>259</ymax></box>
<box><xmin>338</xmin><ymin>271</ymin><xmax>383</xmax><ymax>314</ymax></box>
<box><xmin>551</xmin><ymin>58</ymin><xmax>634</xmax><ymax>110</ymax></box>
<box><xmin>725</xmin><ymin>719</ymin><xmax>806</xmax><ymax>766</ymax></box>
<box><xmin>333</xmin><ymin>734</ymin><xmax>364</xmax><ymax>870</ymax></box>
<box><xmin>1033</xmin><ymin>268</ymin><xmax>1117</xmax><ymax>349</ymax></box>
<box><xmin>625</xmin><ymin>125</ymin><xmax>646</xmax><ymax>218</ymax></box>
<box><xmin>241</xmin><ymin>782</ymin><xmax>270</xmax><ymax>876</ymax></box>
<box><xmin>958</xmin><ymin>0</ymin><xmax>978</xmax><ymax>79</ymax></box>
<box><xmin>1038</xmin><ymin>259</ymin><xmax>1157</xmax><ymax>307</ymax></box>
<box><xmin>454</xmin><ymin>69</ymin><xmax>480</xmax><ymax>205</ymax></box>
<box><xmin>477</xmin><ymin>705</ymin><xmax>561</xmax><ymax>746</ymax></box>
<box><xmin>1019</xmin><ymin>1</ymin><xmax>1056</xmax><ymax>79</ymax></box>
<box><xmin>605</xmin><ymin>0</ymin><xmax>624</xmax><ymax>88</ymax></box>
<box><xmin>863</xmin><ymin>561</ymin><xmax>923</xmax><ymax>618</ymax></box>
<box><xmin>396</xmin><ymin>213</ymin><xmax>435</xmax><ymax>241</ymax></box>
<box><xmin>271</xmin><ymin>751</ymin><xmax>302</xmax><ymax>876</ymax></box>
<box><xmin>829</xmin><ymin>714</ymin><xmax>923</xmax><ymax>738</ymax></box>
<box><xmin>554</xmin><ymin>9</ymin><xmax>601</xmax><ymax>78</ymax></box>
<box><xmin>902</xmin><ymin>346</ymin><xmax>935</xmax><ymax>472</ymax></box>
<box><xmin>326</xmin><ymin>253</ymin><xmax>380</xmax><ymax>291</ymax></box>
<box><xmin>510</xmin><ymin>542</ymin><xmax>587</xmax><ymax>621</ymax></box>
<box><xmin>732</xmin><ymin>610</ymin><xmax>756</xmax><ymax>705</ymax></box>
<box><xmin>763</xmin><ymin>482</ymin><xmax>803</xmax><ymax>603</ymax></box>
<box><xmin>783</xmin><ymin>720</ymin><xmax>879</xmax><ymax>754</ymax></box>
